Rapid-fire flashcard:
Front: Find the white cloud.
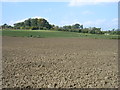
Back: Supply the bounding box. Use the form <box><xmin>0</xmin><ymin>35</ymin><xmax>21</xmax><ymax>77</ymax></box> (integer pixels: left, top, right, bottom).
<box><xmin>106</xmin><ymin>18</ymin><xmax>118</xmax><ymax>30</ymax></box>
<box><xmin>112</xmin><ymin>18</ymin><xmax>118</xmax><ymax>22</ymax></box>
<box><xmin>69</xmin><ymin>0</ymin><xmax>119</xmax><ymax>6</ymax></box>
<box><xmin>15</xmin><ymin>18</ymin><xmax>29</xmax><ymax>23</ymax></box>
<box><xmin>82</xmin><ymin>18</ymin><xmax>118</xmax><ymax>30</ymax></box>
<box><xmin>60</xmin><ymin>18</ymin><xmax>107</xmax><ymax>28</ymax></box>
<box><xmin>60</xmin><ymin>18</ymin><xmax>82</xmax><ymax>26</ymax></box>
<box><xmin>8</xmin><ymin>20</ymin><xmax>15</xmax><ymax>26</ymax></box>
<box><xmin>9</xmin><ymin>16</ymin><xmax>47</xmax><ymax>25</ymax></box>
<box><xmin>59</xmin><ymin>18</ymin><xmax>117</xmax><ymax>30</ymax></box>
<box><xmin>69</xmin><ymin>0</ymin><xmax>97</xmax><ymax>6</ymax></box>
<box><xmin>1</xmin><ymin>0</ymin><xmax>70</xmax><ymax>2</ymax></box>
<box><xmin>2</xmin><ymin>0</ymin><xmax>119</xmax><ymax>2</ymax></box>
<box><xmin>83</xmin><ymin>19</ymin><xmax>106</xmax><ymax>26</ymax></box>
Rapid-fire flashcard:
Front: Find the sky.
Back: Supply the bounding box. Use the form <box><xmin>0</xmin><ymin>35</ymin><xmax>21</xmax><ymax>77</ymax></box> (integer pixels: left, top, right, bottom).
<box><xmin>1</xmin><ymin>0</ymin><xmax>119</xmax><ymax>30</ymax></box>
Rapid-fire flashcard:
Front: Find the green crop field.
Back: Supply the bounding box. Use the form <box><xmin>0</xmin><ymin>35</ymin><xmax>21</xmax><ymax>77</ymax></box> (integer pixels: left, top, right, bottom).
<box><xmin>1</xmin><ymin>29</ymin><xmax>119</xmax><ymax>39</ymax></box>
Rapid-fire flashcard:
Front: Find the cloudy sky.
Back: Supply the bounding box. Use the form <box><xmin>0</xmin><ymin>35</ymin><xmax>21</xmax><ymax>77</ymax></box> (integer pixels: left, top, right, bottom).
<box><xmin>1</xmin><ymin>0</ymin><xmax>119</xmax><ymax>30</ymax></box>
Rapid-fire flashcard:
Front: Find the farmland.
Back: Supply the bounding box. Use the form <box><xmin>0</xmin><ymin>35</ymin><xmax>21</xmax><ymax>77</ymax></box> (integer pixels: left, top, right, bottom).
<box><xmin>2</xmin><ymin>35</ymin><xmax>118</xmax><ymax>88</ymax></box>
<box><xmin>1</xmin><ymin>1</ymin><xmax>119</xmax><ymax>89</ymax></box>
<box><xmin>1</xmin><ymin>29</ymin><xmax>119</xmax><ymax>39</ymax></box>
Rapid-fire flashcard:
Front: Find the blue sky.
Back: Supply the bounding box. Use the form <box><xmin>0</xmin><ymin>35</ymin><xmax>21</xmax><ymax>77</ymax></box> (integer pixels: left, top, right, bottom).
<box><xmin>1</xmin><ymin>1</ymin><xmax>118</xmax><ymax>30</ymax></box>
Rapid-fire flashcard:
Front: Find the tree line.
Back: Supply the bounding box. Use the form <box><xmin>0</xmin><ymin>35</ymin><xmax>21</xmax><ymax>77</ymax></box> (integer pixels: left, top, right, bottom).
<box><xmin>1</xmin><ymin>18</ymin><xmax>120</xmax><ymax>35</ymax></box>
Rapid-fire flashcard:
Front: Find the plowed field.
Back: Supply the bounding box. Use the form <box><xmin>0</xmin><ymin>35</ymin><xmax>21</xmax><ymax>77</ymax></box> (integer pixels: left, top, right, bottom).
<box><xmin>2</xmin><ymin>36</ymin><xmax>118</xmax><ymax>88</ymax></box>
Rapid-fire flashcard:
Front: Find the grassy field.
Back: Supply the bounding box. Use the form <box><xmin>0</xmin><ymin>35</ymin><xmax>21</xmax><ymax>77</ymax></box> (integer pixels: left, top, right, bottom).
<box><xmin>1</xmin><ymin>29</ymin><xmax>119</xmax><ymax>39</ymax></box>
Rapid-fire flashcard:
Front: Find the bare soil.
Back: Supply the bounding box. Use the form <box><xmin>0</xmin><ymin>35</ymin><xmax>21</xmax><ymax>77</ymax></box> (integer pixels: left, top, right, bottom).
<box><xmin>2</xmin><ymin>36</ymin><xmax>118</xmax><ymax>88</ymax></box>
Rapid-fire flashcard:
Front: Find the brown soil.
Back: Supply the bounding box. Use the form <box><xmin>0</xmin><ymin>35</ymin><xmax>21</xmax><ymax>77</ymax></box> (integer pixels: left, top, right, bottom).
<box><xmin>2</xmin><ymin>36</ymin><xmax>118</xmax><ymax>88</ymax></box>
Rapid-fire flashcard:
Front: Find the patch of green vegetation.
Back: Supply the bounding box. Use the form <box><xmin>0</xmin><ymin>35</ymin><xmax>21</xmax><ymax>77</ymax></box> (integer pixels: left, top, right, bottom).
<box><xmin>77</xmin><ymin>33</ymin><xmax>119</xmax><ymax>39</ymax></box>
<box><xmin>0</xmin><ymin>30</ymin><xmax>2</xmax><ymax>36</ymax></box>
<box><xmin>2</xmin><ymin>29</ymin><xmax>119</xmax><ymax>39</ymax></box>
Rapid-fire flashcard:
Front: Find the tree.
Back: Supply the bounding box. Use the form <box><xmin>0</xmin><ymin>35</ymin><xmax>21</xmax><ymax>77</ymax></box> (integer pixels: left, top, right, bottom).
<box><xmin>1</xmin><ymin>24</ymin><xmax>8</xmax><ymax>29</ymax></box>
<box><xmin>81</xmin><ymin>28</ymin><xmax>89</xmax><ymax>33</ymax></box>
<box><xmin>63</xmin><ymin>25</ymin><xmax>71</xmax><ymax>30</ymax></box>
<box><xmin>37</xmin><ymin>18</ymin><xmax>42</xmax><ymax>29</ymax></box>
<box><xmin>52</xmin><ymin>25</ymin><xmax>59</xmax><ymax>30</ymax></box>
<box><xmin>31</xmin><ymin>18</ymin><xmax>37</xmax><ymax>27</ymax></box>
<box><xmin>14</xmin><ymin>22</ymin><xmax>25</xmax><ymax>29</ymax></box>
<box><xmin>13</xmin><ymin>18</ymin><xmax>52</xmax><ymax>30</ymax></box>
<box><xmin>80</xmin><ymin>25</ymin><xmax>83</xmax><ymax>29</ymax></box>
<box><xmin>24</xmin><ymin>18</ymin><xmax>31</xmax><ymax>29</ymax></box>
<box><xmin>89</xmin><ymin>27</ymin><xmax>102</xmax><ymax>34</ymax></box>
<box><xmin>74</xmin><ymin>24</ymin><xmax>80</xmax><ymax>29</ymax></box>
